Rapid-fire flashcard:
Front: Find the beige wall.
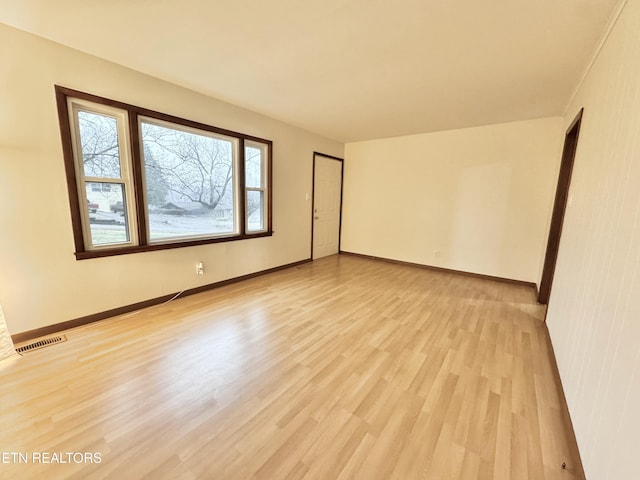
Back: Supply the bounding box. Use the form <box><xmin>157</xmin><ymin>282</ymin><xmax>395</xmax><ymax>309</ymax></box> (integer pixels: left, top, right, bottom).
<box><xmin>546</xmin><ymin>1</ymin><xmax>640</xmax><ymax>477</ymax></box>
<box><xmin>341</xmin><ymin>118</ymin><xmax>564</xmax><ymax>283</ymax></box>
<box><xmin>0</xmin><ymin>24</ymin><xmax>343</xmax><ymax>335</ymax></box>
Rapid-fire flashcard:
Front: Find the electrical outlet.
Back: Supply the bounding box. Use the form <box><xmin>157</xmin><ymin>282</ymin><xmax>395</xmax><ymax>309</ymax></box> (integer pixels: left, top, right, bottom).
<box><xmin>196</xmin><ymin>262</ymin><xmax>204</xmax><ymax>275</ymax></box>
<box><xmin>433</xmin><ymin>250</ymin><xmax>441</xmax><ymax>258</ymax></box>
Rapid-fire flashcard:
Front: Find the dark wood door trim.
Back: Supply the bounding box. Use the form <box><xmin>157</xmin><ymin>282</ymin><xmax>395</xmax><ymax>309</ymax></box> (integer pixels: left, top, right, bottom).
<box><xmin>538</xmin><ymin>109</ymin><xmax>584</xmax><ymax>305</ymax></box>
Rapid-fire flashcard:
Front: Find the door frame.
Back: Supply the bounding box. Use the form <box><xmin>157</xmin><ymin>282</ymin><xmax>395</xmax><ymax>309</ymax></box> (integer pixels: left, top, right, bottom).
<box><xmin>538</xmin><ymin>109</ymin><xmax>584</xmax><ymax>305</ymax></box>
<box><xmin>311</xmin><ymin>152</ymin><xmax>345</xmax><ymax>259</ymax></box>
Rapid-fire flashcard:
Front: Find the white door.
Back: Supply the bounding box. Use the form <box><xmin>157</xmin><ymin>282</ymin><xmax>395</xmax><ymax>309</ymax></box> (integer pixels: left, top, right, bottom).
<box><xmin>312</xmin><ymin>155</ymin><xmax>343</xmax><ymax>259</ymax></box>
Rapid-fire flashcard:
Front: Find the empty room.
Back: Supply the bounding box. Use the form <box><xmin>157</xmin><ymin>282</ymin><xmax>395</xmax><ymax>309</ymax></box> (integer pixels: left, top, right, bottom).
<box><xmin>1</xmin><ymin>0</ymin><xmax>639</xmax><ymax>479</ymax></box>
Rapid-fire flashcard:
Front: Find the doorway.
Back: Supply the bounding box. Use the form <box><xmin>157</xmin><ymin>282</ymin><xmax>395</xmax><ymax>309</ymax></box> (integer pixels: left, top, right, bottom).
<box><xmin>538</xmin><ymin>109</ymin><xmax>584</xmax><ymax>305</ymax></box>
<box><xmin>311</xmin><ymin>152</ymin><xmax>344</xmax><ymax>259</ymax></box>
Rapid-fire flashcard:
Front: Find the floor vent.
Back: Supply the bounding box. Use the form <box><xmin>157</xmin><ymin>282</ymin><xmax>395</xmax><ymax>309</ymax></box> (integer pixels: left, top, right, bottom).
<box><xmin>16</xmin><ymin>335</ymin><xmax>67</xmax><ymax>354</ymax></box>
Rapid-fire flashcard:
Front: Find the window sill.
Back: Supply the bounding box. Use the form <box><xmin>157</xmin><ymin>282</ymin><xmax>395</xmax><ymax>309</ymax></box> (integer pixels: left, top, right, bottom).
<box><xmin>74</xmin><ymin>231</ymin><xmax>273</xmax><ymax>260</ymax></box>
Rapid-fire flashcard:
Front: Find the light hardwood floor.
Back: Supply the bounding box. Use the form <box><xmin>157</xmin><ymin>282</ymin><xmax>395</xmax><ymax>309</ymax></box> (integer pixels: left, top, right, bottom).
<box><xmin>0</xmin><ymin>255</ymin><xmax>581</xmax><ymax>479</ymax></box>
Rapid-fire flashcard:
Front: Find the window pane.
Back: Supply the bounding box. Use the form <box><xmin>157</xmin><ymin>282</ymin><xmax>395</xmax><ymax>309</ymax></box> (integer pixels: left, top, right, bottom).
<box><xmin>77</xmin><ymin>111</ymin><xmax>122</xmax><ymax>179</ymax></box>
<box><xmin>247</xmin><ymin>190</ymin><xmax>264</xmax><ymax>231</ymax></box>
<box><xmin>245</xmin><ymin>144</ymin><xmax>262</xmax><ymax>188</ymax></box>
<box><xmin>85</xmin><ymin>183</ymin><xmax>130</xmax><ymax>246</ymax></box>
<box><xmin>141</xmin><ymin>121</ymin><xmax>236</xmax><ymax>241</ymax></box>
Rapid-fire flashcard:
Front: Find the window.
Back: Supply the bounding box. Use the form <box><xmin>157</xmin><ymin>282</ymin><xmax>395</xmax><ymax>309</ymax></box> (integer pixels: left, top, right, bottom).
<box><xmin>140</xmin><ymin>118</ymin><xmax>238</xmax><ymax>242</ymax></box>
<box><xmin>70</xmin><ymin>103</ymin><xmax>136</xmax><ymax>249</ymax></box>
<box><xmin>56</xmin><ymin>86</ymin><xmax>272</xmax><ymax>259</ymax></box>
<box><xmin>245</xmin><ymin>141</ymin><xmax>269</xmax><ymax>233</ymax></box>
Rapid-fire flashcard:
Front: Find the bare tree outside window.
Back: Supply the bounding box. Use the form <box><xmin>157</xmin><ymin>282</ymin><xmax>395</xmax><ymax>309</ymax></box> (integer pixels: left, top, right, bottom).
<box><xmin>77</xmin><ymin>111</ymin><xmax>121</xmax><ymax>179</ymax></box>
<box><xmin>140</xmin><ymin>121</ymin><xmax>236</xmax><ymax>240</ymax></box>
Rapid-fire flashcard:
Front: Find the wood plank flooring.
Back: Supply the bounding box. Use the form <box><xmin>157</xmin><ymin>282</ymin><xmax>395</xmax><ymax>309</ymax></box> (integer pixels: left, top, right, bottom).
<box><xmin>0</xmin><ymin>255</ymin><xmax>581</xmax><ymax>479</ymax></box>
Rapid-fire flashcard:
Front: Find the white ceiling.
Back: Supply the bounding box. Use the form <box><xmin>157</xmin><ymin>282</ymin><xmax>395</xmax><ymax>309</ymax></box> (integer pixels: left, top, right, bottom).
<box><xmin>0</xmin><ymin>0</ymin><xmax>621</xmax><ymax>142</ymax></box>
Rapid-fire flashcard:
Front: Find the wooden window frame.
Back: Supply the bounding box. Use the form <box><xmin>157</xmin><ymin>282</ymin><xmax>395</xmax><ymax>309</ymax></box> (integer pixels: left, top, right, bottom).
<box><xmin>55</xmin><ymin>85</ymin><xmax>273</xmax><ymax>260</ymax></box>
